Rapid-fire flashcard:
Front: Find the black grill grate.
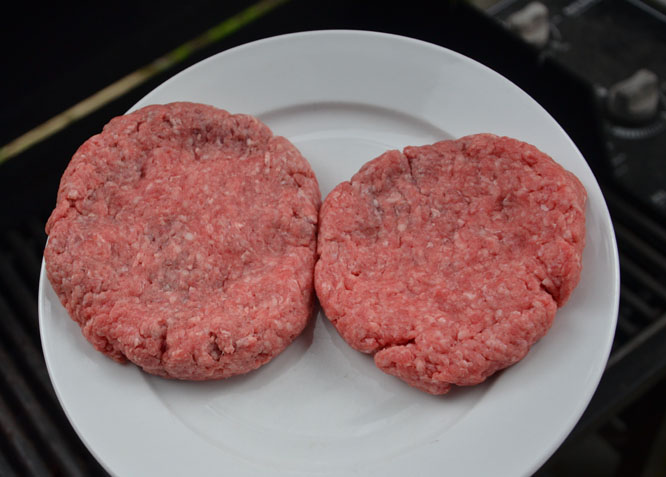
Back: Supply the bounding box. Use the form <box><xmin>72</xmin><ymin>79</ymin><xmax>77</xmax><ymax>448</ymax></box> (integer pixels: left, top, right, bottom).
<box><xmin>0</xmin><ymin>223</ymin><xmax>108</xmax><ymax>476</ymax></box>
<box><xmin>606</xmin><ymin>188</ymin><xmax>666</xmax><ymax>355</ymax></box>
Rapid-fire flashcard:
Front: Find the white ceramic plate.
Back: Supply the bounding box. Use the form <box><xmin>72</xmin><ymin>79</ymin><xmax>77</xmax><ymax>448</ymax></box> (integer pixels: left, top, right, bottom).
<box><xmin>39</xmin><ymin>30</ymin><xmax>619</xmax><ymax>477</ymax></box>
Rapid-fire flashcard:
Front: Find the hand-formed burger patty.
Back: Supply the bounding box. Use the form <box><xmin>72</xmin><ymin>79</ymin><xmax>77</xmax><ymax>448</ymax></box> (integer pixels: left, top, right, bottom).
<box><xmin>315</xmin><ymin>134</ymin><xmax>586</xmax><ymax>394</ymax></box>
<box><xmin>45</xmin><ymin>102</ymin><xmax>321</xmax><ymax>380</ymax></box>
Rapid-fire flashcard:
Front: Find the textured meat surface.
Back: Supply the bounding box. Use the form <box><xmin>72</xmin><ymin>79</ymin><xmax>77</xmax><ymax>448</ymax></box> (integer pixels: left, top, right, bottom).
<box><xmin>315</xmin><ymin>134</ymin><xmax>586</xmax><ymax>394</ymax></box>
<box><xmin>45</xmin><ymin>102</ymin><xmax>321</xmax><ymax>380</ymax></box>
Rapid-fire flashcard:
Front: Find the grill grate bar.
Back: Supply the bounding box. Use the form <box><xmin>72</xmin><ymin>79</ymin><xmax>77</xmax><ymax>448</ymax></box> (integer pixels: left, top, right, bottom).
<box><xmin>0</xmin><ymin>450</ymin><xmax>18</xmax><ymax>477</ymax></box>
<box><xmin>616</xmin><ymin>312</ymin><xmax>641</xmax><ymax>339</ymax></box>
<box><xmin>619</xmin><ymin>285</ymin><xmax>660</xmax><ymax>321</ymax></box>
<box><xmin>26</xmin><ymin>218</ymin><xmax>47</xmax><ymax>258</ymax></box>
<box><xmin>0</xmin><ymin>391</ymin><xmax>52</xmax><ymax>476</ymax></box>
<box><xmin>604</xmin><ymin>188</ymin><xmax>666</xmax><ymax>251</ymax></box>
<box><xmin>4</xmin><ymin>229</ymin><xmax>44</xmax><ymax>289</ymax></box>
<box><xmin>0</xmin><ymin>335</ymin><xmax>89</xmax><ymax>477</ymax></box>
<box><xmin>614</xmin><ymin>222</ymin><xmax>666</xmax><ymax>278</ymax></box>
<box><xmin>619</xmin><ymin>253</ymin><xmax>666</xmax><ymax>305</ymax></box>
<box><xmin>0</xmin><ymin>254</ymin><xmax>40</xmax><ymax>338</ymax></box>
<box><xmin>608</xmin><ymin>313</ymin><xmax>666</xmax><ymax>369</ymax></box>
<box><xmin>0</xmin><ymin>294</ymin><xmax>58</xmax><ymax>402</ymax></box>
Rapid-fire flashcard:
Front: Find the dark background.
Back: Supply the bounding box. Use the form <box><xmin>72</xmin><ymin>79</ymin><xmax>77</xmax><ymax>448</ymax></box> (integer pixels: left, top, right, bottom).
<box><xmin>1</xmin><ymin>1</ymin><xmax>665</xmax><ymax>476</ymax></box>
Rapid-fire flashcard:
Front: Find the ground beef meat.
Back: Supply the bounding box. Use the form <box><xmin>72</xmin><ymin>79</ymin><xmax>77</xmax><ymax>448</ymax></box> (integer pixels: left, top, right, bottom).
<box><xmin>45</xmin><ymin>102</ymin><xmax>321</xmax><ymax>380</ymax></box>
<box><xmin>315</xmin><ymin>134</ymin><xmax>586</xmax><ymax>394</ymax></box>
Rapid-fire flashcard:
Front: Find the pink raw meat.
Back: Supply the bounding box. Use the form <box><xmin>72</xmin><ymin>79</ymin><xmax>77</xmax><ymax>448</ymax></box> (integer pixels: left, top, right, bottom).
<box><xmin>45</xmin><ymin>102</ymin><xmax>321</xmax><ymax>380</ymax></box>
<box><xmin>315</xmin><ymin>134</ymin><xmax>586</xmax><ymax>394</ymax></box>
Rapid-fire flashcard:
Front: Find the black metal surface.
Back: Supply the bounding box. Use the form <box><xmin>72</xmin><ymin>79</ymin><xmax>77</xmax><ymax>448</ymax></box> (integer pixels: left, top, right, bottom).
<box><xmin>0</xmin><ymin>225</ymin><xmax>106</xmax><ymax>476</ymax></box>
<box><xmin>487</xmin><ymin>0</ymin><xmax>666</xmax><ymax>233</ymax></box>
<box><xmin>558</xmin><ymin>186</ymin><xmax>666</xmax><ymax>438</ymax></box>
<box><xmin>2</xmin><ymin>0</ymin><xmax>665</xmax><ymax>475</ymax></box>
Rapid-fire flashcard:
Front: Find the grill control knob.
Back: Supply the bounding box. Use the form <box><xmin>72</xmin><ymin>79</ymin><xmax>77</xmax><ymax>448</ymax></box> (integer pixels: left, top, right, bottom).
<box><xmin>506</xmin><ymin>2</ymin><xmax>550</xmax><ymax>48</ymax></box>
<box><xmin>607</xmin><ymin>69</ymin><xmax>660</xmax><ymax>124</ymax></box>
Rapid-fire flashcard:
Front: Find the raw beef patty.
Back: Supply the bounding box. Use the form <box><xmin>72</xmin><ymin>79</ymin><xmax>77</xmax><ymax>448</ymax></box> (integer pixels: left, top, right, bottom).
<box><xmin>45</xmin><ymin>102</ymin><xmax>321</xmax><ymax>380</ymax></box>
<box><xmin>315</xmin><ymin>134</ymin><xmax>586</xmax><ymax>394</ymax></box>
